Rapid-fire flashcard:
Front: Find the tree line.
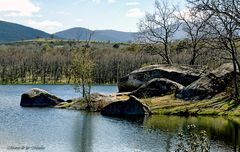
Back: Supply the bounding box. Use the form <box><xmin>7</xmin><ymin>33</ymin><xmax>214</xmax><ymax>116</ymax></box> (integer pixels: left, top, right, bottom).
<box><xmin>0</xmin><ymin>39</ymin><xmax>227</xmax><ymax>84</ymax></box>
<box><xmin>0</xmin><ymin>42</ymin><xmax>162</xmax><ymax>84</ymax></box>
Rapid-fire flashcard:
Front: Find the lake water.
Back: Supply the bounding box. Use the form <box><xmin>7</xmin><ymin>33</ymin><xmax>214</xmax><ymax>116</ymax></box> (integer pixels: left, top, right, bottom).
<box><xmin>0</xmin><ymin>85</ymin><xmax>239</xmax><ymax>152</ymax></box>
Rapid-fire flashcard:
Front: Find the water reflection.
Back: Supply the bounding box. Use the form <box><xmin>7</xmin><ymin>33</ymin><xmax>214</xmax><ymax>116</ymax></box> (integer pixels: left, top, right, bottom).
<box><xmin>102</xmin><ymin>115</ymin><xmax>145</xmax><ymax>125</ymax></box>
<box><xmin>232</xmin><ymin>120</ymin><xmax>240</xmax><ymax>152</ymax></box>
<box><xmin>165</xmin><ymin>133</ymin><xmax>173</xmax><ymax>152</ymax></box>
<box><xmin>74</xmin><ymin>112</ymin><xmax>93</xmax><ymax>152</ymax></box>
<box><xmin>1</xmin><ymin>85</ymin><xmax>239</xmax><ymax>152</ymax></box>
<box><xmin>143</xmin><ymin>115</ymin><xmax>240</xmax><ymax>150</ymax></box>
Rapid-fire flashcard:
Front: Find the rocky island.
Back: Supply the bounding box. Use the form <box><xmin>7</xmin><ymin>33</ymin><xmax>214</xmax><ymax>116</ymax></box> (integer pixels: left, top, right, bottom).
<box><xmin>20</xmin><ymin>63</ymin><xmax>240</xmax><ymax>116</ymax></box>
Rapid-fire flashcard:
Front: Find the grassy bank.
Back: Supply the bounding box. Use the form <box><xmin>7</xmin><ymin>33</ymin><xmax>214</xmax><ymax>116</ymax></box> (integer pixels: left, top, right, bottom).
<box><xmin>142</xmin><ymin>93</ymin><xmax>240</xmax><ymax>116</ymax></box>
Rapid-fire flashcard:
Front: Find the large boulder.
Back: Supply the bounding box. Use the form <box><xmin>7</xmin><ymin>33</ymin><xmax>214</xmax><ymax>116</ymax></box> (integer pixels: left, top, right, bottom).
<box><xmin>101</xmin><ymin>96</ymin><xmax>150</xmax><ymax>116</ymax></box>
<box><xmin>20</xmin><ymin>88</ymin><xmax>65</xmax><ymax>107</ymax></box>
<box><xmin>176</xmin><ymin>63</ymin><xmax>238</xmax><ymax>100</ymax></box>
<box><xmin>118</xmin><ymin>64</ymin><xmax>204</xmax><ymax>92</ymax></box>
<box><xmin>131</xmin><ymin>78</ymin><xmax>184</xmax><ymax>98</ymax></box>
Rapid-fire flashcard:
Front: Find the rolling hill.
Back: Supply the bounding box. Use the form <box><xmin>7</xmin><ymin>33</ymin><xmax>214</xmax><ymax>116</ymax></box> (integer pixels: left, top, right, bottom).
<box><xmin>54</xmin><ymin>27</ymin><xmax>136</xmax><ymax>42</ymax></box>
<box><xmin>0</xmin><ymin>20</ymin><xmax>51</xmax><ymax>42</ymax></box>
<box><xmin>53</xmin><ymin>26</ymin><xmax>186</xmax><ymax>42</ymax></box>
<box><xmin>0</xmin><ymin>20</ymin><xmax>186</xmax><ymax>43</ymax></box>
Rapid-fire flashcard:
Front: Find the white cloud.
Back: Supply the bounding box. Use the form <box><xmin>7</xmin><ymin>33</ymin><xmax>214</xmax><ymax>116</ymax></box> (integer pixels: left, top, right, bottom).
<box><xmin>57</xmin><ymin>11</ymin><xmax>71</xmax><ymax>16</ymax></box>
<box><xmin>108</xmin><ymin>0</ymin><xmax>116</xmax><ymax>3</ymax></box>
<box><xmin>0</xmin><ymin>16</ymin><xmax>5</xmax><ymax>21</ymax></box>
<box><xmin>4</xmin><ymin>12</ymin><xmax>20</xmax><ymax>17</ymax></box>
<box><xmin>0</xmin><ymin>0</ymin><xmax>40</xmax><ymax>17</ymax></box>
<box><xmin>175</xmin><ymin>8</ymin><xmax>204</xmax><ymax>21</ymax></box>
<box><xmin>175</xmin><ymin>8</ymin><xmax>191</xmax><ymax>18</ymax></box>
<box><xmin>35</xmin><ymin>14</ymin><xmax>43</xmax><ymax>18</ymax></box>
<box><xmin>93</xmin><ymin>0</ymin><xmax>116</xmax><ymax>4</ymax></box>
<box><xmin>126</xmin><ymin>8</ymin><xmax>145</xmax><ymax>18</ymax></box>
<box><xmin>27</xmin><ymin>20</ymin><xmax>63</xmax><ymax>30</ymax></box>
<box><xmin>92</xmin><ymin>0</ymin><xmax>101</xmax><ymax>4</ymax></box>
<box><xmin>75</xmin><ymin>18</ymin><xmax>84</xmax><ymax>22</ymax></box>
<box><xmin>126</xmin><ymin>2</ymin><xmax>140</xmax><ymax>6</ymax></box>
<box><xmin>73</xmin><ymin>0</ymin><xmax>116</xmax><ymax>4</ymax></box>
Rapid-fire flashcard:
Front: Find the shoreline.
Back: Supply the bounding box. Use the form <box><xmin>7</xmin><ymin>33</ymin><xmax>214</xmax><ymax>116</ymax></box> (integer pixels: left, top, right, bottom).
<box><xmin>56</xmin><ymin>92</ymin><xmax>240</xmax><ymax>116</ymax></box>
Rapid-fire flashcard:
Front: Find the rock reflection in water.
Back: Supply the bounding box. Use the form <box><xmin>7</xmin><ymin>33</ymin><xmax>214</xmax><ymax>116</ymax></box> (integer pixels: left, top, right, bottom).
<box><xmin>101</xmin><ymin>115</ymin><xmax>145</xmax><ymax>124</ymax></box>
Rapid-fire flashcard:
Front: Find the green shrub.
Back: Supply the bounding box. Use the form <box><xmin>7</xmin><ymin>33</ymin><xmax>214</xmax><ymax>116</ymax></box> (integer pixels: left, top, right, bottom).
<box><xmin>175</xmin><ymin>124</ymin><xmax>210</xmax><ymax>152</ymax></box>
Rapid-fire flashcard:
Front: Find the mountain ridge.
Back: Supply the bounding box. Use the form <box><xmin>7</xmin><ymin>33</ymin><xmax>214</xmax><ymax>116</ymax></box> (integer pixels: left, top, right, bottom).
<box><xmin>0</xmin><ymin>20</ymin><xmax>186</xmax><ymax>43</ymax></box>
<box><xmin>54</xmin><ymin>27</ymin><xmax>136</xmax><ymax>42</ymax></box>
<box><xmin>0</xmin><ymin>20</ymin><xmax>51</xmax><ymax>42</ymax></box>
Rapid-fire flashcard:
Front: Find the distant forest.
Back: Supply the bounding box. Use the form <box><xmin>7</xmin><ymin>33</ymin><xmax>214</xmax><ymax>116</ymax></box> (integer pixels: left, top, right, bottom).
<box><xmin>0</xmin><ymin>40</ymin><xmax>227</xmax><ymax>84</ymax></box>
<box><xmin>0</xmin><ymin>41</ymin><xmax>159</xmax><ymax>84</ymax></box>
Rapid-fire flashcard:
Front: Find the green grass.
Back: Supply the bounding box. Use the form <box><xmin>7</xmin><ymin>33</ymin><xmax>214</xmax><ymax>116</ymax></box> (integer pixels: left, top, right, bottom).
<box><xmin>141</xmin><ymin>93</ymin><xmax>240</xmax><ymax>116</ymax></box>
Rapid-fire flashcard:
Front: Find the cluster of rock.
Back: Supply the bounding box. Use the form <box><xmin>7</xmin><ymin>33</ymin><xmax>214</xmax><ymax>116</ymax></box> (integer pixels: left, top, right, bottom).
<box><xmin>20</xmin><ymin>89</ymin><xmax>150</xmax><ymax>116</ymax></box>
<box><xmin>20</xmin><ymin>63</ymin><xmax>237</xmax><ymax>117</ymax></box>
<box><xmin>176</xmin><ymin>63</ymin><xmax>236</xmax><ymax>100</ymax></box>
<box><xmin>119</xmin><ymin>63</ymin><xmax>236</xmax><ymax>100</ymax></box>
<box><xmin>118</xmin><ymin>64</ymin><xmax>202</xmax><ymax>92</ymax></box>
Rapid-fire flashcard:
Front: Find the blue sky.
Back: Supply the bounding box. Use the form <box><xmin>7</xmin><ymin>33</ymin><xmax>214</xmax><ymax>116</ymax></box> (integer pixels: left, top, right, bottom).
<box><xmin>0</xmin><ymin>0</ymin><xmax>186</xmax><ymax>33</ymax></box>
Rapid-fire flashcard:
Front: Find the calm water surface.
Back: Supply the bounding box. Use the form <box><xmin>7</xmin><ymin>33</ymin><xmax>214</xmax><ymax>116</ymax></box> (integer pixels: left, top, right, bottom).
<box><xmin>0</xmin><ymin>85</ymin><xmax>239</xmax><ymax>152</ymax></box>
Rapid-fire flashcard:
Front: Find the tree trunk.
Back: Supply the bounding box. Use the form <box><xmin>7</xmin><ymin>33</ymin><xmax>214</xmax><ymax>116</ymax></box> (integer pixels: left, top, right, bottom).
<box><xmin>164</xmin><ymin>43</ymin><xmax>172</xmax><ymax>65</ymax></box>
<box><xmin>232</xmin><ymin>50</ymin><xmax>239</xmax><ymax>100</ymax></box>
<box><xmin>189</xmin><ymin>49</ymin><xmax>197</xmax><ymax>65</ymax></box>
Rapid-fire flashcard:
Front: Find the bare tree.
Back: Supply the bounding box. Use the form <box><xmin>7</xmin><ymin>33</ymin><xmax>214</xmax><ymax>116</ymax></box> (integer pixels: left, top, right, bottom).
<box><xmin>177</xmin><ymin>9</ymin><xmax>210</xmax><ymax>65</ymax></box>
<box><xmin>187</xmin><ymin>0</ymin><xmax>240</xmax><ymax>25</ymax></box>
<box><xmin>187</xmin><ymin>0</ymin><xmax>240</xmax><ymax>100</ymax></box>
<box><xmin>138</xmin><ymin>0</ymin><xmax>180</xmax><ymax>64</ymax></box>
<box><xmin>206</xmin><ymin>14</ymin><xmax>240</xmax><ymax>100</ymax></box>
